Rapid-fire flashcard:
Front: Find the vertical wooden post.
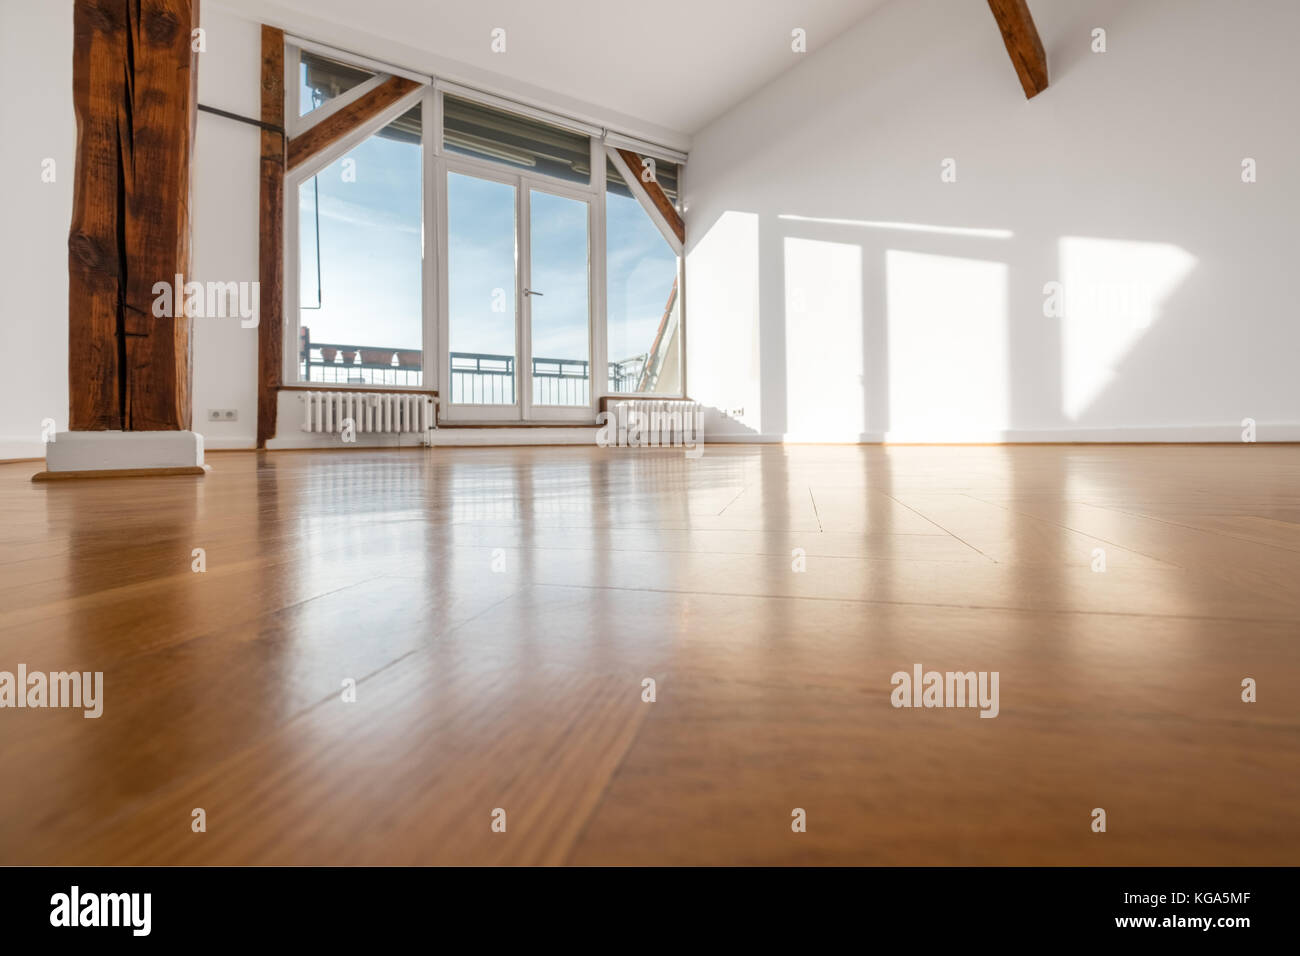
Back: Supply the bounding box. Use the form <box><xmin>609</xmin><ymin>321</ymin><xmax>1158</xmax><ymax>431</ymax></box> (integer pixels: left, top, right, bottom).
<box><xmin>67</xmin><ymin>0</ymin><xmax>200</xmax><ymax>431</ymax></box>
<box><xmin>257</xmin><ymin>25</ymin><xmax>285</xmax><ymax>447</ymax></box>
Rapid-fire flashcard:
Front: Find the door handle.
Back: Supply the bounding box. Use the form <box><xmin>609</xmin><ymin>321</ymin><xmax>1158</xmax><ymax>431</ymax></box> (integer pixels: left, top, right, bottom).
<box><xmin>523</xmin><ymin>288</ymin><xmax>544</xmax><ymax>296</ymax></box>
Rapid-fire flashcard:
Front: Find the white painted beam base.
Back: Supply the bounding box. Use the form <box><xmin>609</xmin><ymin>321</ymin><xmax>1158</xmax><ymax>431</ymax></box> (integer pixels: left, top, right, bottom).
<box><xmin>35</xmin><ymin>430</ymin><xmax>207</xmax><ymax>479</ymax></box>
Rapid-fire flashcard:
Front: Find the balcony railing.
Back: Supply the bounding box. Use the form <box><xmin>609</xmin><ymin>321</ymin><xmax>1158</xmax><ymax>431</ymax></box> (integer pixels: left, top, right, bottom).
<box><xmin>446</xmin><ymin>353</ymin><xmax>650</xmax><ymax>405</ymax></box>
<box><xmin>300</xmin><ymin>339</ymin><xmax>424</xmax><ymax>387</ymax></box>
<box><xmin>299</xmin><ymin>330</ymin><xmax>648</xmax><ymax>403</ymax></box>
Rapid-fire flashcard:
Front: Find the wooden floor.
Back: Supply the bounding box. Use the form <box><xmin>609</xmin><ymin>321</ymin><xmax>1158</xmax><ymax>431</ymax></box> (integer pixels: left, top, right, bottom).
<box><xmin>1</xmin><ymin>444</ymin><xmax>1297</xmax><ymax>865</ymax></box>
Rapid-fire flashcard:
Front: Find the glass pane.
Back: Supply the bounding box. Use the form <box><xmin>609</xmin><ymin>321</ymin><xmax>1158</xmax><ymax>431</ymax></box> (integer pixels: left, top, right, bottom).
<box><xmin>529</xmin><ymin>190</ymin><xmax>590</xmax><ymax>407</ymax></box>
<box><xmin>448</xmin><ymin>172</ymin><xmax>518</xmax><ymax>405</ymax></box>
<box><xmin>299</xmin><ymin>51</ymin><xmax>375</xmax><ymax>117</ymax></box>
<box><xmin>605</xmin><ymin>160</ymin><xmax>681</xmax><ymax>394</ymax></box>
<box><xmin>297</xmin><ymin>110</ymin><xmax>423</xmax><ymax>386</ymax></box>
<box><xmin>444</xmin><ymin>94</ymin><xmax>591</xmax><ymax>185</ymax></box>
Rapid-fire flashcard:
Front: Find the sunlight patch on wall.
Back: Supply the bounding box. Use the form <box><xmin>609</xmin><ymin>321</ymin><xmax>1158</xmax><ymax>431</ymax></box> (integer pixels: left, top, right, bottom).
<box><xmin>784</xmin><ymin>237</ymin><xmax>864</xmax><ymax>439</ymax></box>
<box><xmin>886</xmin><ymin>250</ymin><xmax>1008</xmax><ymax>441</ymax></box>
<box><xmin>1058</xmin><ymin>237</ymin><xmax>1196</xmax><ymax>420</ymax></box>
<box><xmin>685</xmin><ymin>211</ymin><xmax>761</xmax><ymax>429</ymax></box>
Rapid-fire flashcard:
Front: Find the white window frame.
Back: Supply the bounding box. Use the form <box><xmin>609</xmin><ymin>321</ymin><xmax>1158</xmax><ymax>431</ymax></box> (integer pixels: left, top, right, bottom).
<box><xmin>437</xmin><ymin>91</ymin><xmax>605</xmax><ymax>423</ymax></box>
<box><xmin>602</xmin><ymin>146</ymin><xmax>686</xmax><ymax>400</ymax></box>
<box><xmin>282</xmin><ymin>42</ymin><xmax>432</xmax><ymax>392</ymax></box>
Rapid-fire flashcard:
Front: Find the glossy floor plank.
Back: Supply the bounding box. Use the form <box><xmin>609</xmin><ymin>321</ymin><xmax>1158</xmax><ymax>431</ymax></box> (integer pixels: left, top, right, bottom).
<box><xmin>0</xmin><ymin>444</ymin><xmax>1297</xmax><ymax>864</ymax></box>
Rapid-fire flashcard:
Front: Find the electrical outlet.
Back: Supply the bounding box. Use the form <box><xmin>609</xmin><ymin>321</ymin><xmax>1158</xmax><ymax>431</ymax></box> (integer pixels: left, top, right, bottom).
<box><xmin>207</xmin><ymin>409</ymin><xmax>238</xmax><ymax>422</ymax></box>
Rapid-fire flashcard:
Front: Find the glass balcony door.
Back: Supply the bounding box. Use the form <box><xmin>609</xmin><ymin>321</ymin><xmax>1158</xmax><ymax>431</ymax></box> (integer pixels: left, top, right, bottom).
<box><xmin>443</xmin><ymin>163</ymin><xmax>593</xmax><ymax>422</ymax></box>
<box><xmin>445</xmin><ymin>168</ymin><xmax>520</xmax><ymax>418</ymax></box>
<box><xmin>522</xmin><ymin>185</ymin><xmax>592</xmax><ymax>421</ymax></box>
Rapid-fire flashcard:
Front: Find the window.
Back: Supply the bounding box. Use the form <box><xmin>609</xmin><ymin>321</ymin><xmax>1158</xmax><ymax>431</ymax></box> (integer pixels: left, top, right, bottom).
<box><xmin>284</xmin><ymin>41</ymin><xmax>688</xmax><ymax>412</ymax></box>
<box><xmin>605</xmin><ymin>157</ymin><xmax>682</xmax><ymax>394</ymax></box>
<box><xmin>298</xmin><ymin>51</ymin><xmax>375</xmax><ymax>117</ymax></box>
<box><xmin>528</xmin><ymin>189</ymin><xmax>591</xmax><ymax>407</ymax></box>
<box><xmin>443</xmin><ymin>94</ymin><xmax>591</xmax><ymax>185</ymax></box>
<box><xmin>446</xmin><ymin>172</ymin><xmax>517</xmax><ymax>403</ymax></box>
<box><xmin>297</xmin><ymin>105</ymin><xmax>424</xmax><ymax>385</ymax></box>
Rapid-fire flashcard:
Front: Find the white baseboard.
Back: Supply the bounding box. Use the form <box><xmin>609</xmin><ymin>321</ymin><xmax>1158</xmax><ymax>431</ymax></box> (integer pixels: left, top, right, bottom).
<box><xmin>0</xmin><ymin>439</ymin><xmax>45</xmax><ymax>461</ymax></box>
<box><xmin>430</xmin><ymin>428</ymin><xmax>598</xmax><ymax>446</ymax></box>
<box><xmin>251</xmin><ymin>422</ymin><xmax>1300</xmax><ymax>451</ymax></box>
<box><xmin>700</xmin><ymin>423</ymin><xmax>1300</xmax><ymax>444</ymax></box>
<box><xmin>266</xmin><ymin>433</ymin><xmax>427</xmax><ymax>450</ymax></box>
<box><xmin>201</xmin><ymin>436</ymin><xmax>258</xmax><ymax>450</ymax></box>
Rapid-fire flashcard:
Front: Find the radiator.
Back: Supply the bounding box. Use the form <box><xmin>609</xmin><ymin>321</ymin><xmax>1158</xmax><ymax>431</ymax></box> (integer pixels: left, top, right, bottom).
<box><xmin>605</xmin><ymin>399</ymin><xmax>703</xmax><ymax>449</ymax></box>
<box><xmin>299</xmin><ymin>391</ymin><xmax>435</xmax><ymax>440</ymax></box>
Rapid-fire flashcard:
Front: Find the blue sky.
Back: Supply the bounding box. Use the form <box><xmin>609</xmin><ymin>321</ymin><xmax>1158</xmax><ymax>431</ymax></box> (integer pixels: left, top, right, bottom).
<box><xmin>298</xmin><ymin>84</ymin><xmax>676</xmax><ymax>380</ymax></box>
<box><xmin>298</xmin><ymin>131</ymin><xmax>423</xmax><ymax>351</ymax></box>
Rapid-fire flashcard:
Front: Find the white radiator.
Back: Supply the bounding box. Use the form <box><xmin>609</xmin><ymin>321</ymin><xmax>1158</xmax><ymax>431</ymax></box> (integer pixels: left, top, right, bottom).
<box><xmin>299</xmin><ymin>391</ymin><xmax>435</xmax><ymax>440</ymax></box>
<box><xmin>604</xmin><ymin>399</ymin><xmax>703</xmax><ymax>450</ymax></box>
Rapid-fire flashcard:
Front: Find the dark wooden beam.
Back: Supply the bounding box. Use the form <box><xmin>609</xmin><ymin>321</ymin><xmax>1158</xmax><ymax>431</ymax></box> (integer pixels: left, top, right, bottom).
<box><xmin>986</xmin><ymin>0</ymin><xmax>1048</xmax><ymax>99</ymax></box>
<box><xmin>68</xmin><ymin>0</ymin><xmax>128</xmax><ymax>430</ymax></box>
<box><xmin>123</xmin><ymin>0</ymin><xmax>199</xmax><ymax>430</ymax></box>
<box><xmin>68</xmin><ymin>0</ymin><xmax>200</xmax><ymax>431</ymax></box>
<box><xmin>616</xmin><ymin>148</ymin><xmax>684</xmax><ymax>246</ymax></box>
<box><xmin>257</xmin><ymin>25</ymin><xmax>285</xmax><ymax>448</ymax></box>
<box><xmin>286</xmin><ymin>76</ymin><xmax>420</xmax><ymax>171</ymax></box>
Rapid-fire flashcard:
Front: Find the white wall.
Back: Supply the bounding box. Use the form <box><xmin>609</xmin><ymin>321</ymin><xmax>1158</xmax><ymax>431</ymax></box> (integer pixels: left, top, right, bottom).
<box><xmin>191</xmin><ymin>3</ymin><xmax>263</xmax><ymax>449</ymax></box>
<box><xmin>0</xmin><ymin>0</ymin><xmax>73</xmax><ymax>459</ymax></box>
<box><xmin>684</xmin><ymin>0</ymin><xmax>1300</xmax><ymax>442</ymax></box>
<box><xmin>0</xmin><ymin>0</ymin><xmax>261</xmax><ymax>456</ymax></box>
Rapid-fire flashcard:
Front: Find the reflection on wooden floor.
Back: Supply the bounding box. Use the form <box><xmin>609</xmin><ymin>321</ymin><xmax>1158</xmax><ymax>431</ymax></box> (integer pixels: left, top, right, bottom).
<box><xmin>0</xmin><ymin>444</ymin><xmax>1297</xmax><ymax>864</ymax></box>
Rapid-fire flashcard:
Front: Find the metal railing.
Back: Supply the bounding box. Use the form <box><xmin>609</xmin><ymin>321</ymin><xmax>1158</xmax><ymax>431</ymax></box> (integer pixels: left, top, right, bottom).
<box><xmin>447</xmin><ymin>353</ymin><xmax>647</xmax><ymax>405</ymax></box>
<box><xmin>300</xmin><ymin>335</ymin><xmax>424</xmax><ymax>387</ymax></box>
<box><xmin>450</xmin><ymin>352</ymin><xmax>515</xmax><ymax>404</ymax></box>
<box><xmin>301</xmin><ymin>330</ymin><xmax>649</xmax><ymax>405</ymax></box>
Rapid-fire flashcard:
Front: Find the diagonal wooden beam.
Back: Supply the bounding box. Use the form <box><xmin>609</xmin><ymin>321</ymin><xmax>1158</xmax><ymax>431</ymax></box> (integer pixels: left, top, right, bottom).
<box><xmin>616</xmin><ymin>148</ymin><xmax>684</xmax><ymax>246</ymax></box>
<box><xmin>986</xmin><ymin>0</ymin><xmax>1048</xmax><ymax>99</ymax></box>
<box><xmin>286</xmin><ymin>76</ymin><xmax>420</xmax><ymax>171</ymax></box>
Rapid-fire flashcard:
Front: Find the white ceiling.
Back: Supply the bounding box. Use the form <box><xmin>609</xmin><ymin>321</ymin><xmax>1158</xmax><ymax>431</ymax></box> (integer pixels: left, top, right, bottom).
<box><xmin>216</xmin><ymin>0</ymin><xmax>887</xmax><ymax>142</ymax></box>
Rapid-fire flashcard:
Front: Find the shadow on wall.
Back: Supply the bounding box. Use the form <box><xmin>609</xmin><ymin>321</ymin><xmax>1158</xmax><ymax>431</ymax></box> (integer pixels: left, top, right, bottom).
<box><xmin>682</xmin><ymin>0</ymin><xmax>1299</xmax><ymax>443</ymax></box>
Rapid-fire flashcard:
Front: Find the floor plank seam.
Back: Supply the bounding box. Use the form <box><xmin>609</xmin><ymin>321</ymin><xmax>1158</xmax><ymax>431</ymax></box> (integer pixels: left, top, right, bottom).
<box><xmin>885</xmin><ymin>493</ymin><xmax>997</xmax><ymax>562</ymax></box>
<box><xmin>957</xmin><ymin>492</ymin><xmax>1190</xmax><ymax>569</ymax></box>
<box><xmin>525</xmin><ymin>581</ymin><xmax>1300</xmax><ymax>625</ymax></box>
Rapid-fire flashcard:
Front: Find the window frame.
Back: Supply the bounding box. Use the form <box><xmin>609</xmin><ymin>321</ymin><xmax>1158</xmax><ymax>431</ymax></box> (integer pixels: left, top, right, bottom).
<box><xmin>603</xmin><ymin>146</ymin><xmax>686</xmax><ymax>400</ymax></box>
<box><xmin>282</xmin><ymin>42</ymin><xmax>433</xmax><ymax>392</ymax></box>
<box><xmin>438</xmin><ymin>157</ymin><xmax>600</xmax><ymax>423</ymax></box>
<box><xmin>281</xmin><ymin>40</ymin><xmax>688</xmax><ymax>414</ymax></box>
